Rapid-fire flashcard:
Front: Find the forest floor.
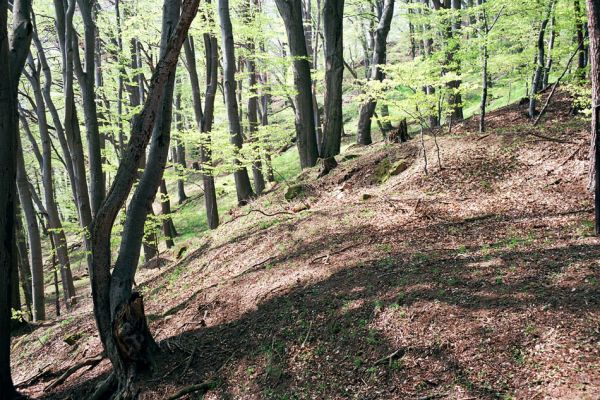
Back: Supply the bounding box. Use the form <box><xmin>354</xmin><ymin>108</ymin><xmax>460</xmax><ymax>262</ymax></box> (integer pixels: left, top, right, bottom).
<box><xmin>11</xmin><ymin>91</ymin><xmax>600</xmax><ymax>399</ymax></box>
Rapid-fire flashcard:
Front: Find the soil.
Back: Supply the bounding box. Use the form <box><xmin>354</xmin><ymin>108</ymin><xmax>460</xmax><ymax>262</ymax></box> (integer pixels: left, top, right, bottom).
<box><xmin>11</xmin><ymin>91</ymin><xmax>600</xmax><ymax>399</ymax></box>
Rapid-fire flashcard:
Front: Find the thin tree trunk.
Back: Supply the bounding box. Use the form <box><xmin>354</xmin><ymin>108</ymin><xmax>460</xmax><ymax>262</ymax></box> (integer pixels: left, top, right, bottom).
<box><xmin>274</xmin><ymin>0</ymin><xmax>320</xmax><ymax>167</ymax></box>
<box><xmin>246</xmin><ymin>0</ymin><xmax>266</xmax><ymax>195</ymax></box>
<box><xmin>356</xmin><ymin>0</ymin><xmax>395</xmax><ymax>145</ymax></box>
<box><xmin>218</xmin><ymin>0</ymin><xmax>255</xmax><ymax>203</ymax></box>
<box><xmin>16</xmin><ymin>136</ymin><xmax>45</xmax><ymax>321</ymax></box>
<box><xmin>174</xmin><ymin>90</ymin><xmax>188</xmax><ymax>204</ymax></box>
<box><xmin>159</xmin><ymin>179</ymin><xmax>177</xmax><ymax>248</ymax></box>
<box><xmin>184</xmin><ymin>29</ymin><xmax>220</xmax><ymax>229</ymax></box>
<box><xmin>575</xmin><ymin>0</ymin><xmax>587</xmax><ymax>71</ymax></box>
<box><xmin>321</xmin><ymin>0</ymin><xmax>345</xmax><ymax>174</ymax></box>
<box><xmin>529</xmin><ymin>0</ymin><xmax>555</xmax><ymax>119</ymax></box>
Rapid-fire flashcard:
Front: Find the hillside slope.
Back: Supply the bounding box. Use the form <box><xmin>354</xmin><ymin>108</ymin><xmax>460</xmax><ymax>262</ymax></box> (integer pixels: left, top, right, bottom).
<box><xmin>12</xmin><ymin>93</ymin><xmax>600</xmax><ymax>399</ymax></box>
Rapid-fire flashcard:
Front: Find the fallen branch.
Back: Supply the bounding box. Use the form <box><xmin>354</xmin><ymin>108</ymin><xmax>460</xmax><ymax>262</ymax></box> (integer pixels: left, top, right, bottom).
<box><xmin>166</xmin><ymin>381</ymin><xmax>216</xmax><ymax>400</ymax></box>
<box><xmin>15</xmin><ymin>363</ymin><xmax>53</xmax><ymax>388</ymax></box>
<box><xmin>45</xmin><ymin>354</ymin><xmax>104</xmax><ymax>391</ymax></box>
<box><xmin>374</xmin><ymin>348</ymin><xmax>404</xmax><ymax>366</ymax></box>
<box><xmin>221</xmin><ymin>209</ymin><xmax>294</xmax><ymax>227</ymax></box>
<box><xmin>310</xmin><ymin>244</ymin><xmax>355</xmax><ymax>264</ymax></box>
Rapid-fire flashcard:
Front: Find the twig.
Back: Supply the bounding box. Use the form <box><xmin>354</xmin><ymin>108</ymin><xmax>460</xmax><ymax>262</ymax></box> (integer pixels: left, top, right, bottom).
<box><xmin>15</xmin><ymin>363</ymin><xmax>53</xmax><ymax>388</ymax></box>
<box><xmin>301</xmin><ymin>320</ymin><xmax>313</xmax><ymax>348</ymax></box>
<box><xmin>181</xmin><ymin>345</ymin><xmax>197</xmax><ymax>377</ymax></box>
<box><xmin>45</xmin><ymin>354</ymin><xmax>104</xmax><ymax>391</ymax></box>
<box><xmin>166</xmin><ymin>381</ymin><xmax>215</xmax><ymax>400</ymax></box>
<box><xmin>310</xmin><ymin>244</ymin><xmax>354</xmax><ymax>264</ymax></box>
<box><xmin>374</xmin><ymin>348</ymin><xmax>404</xmax><ymax>366</ymax></box>
<box><xmin>533</xmin><ymin>43</ymin><xmax>583</xmax><ymax>126</ymax></box>
<box><xmin>221</xmin><ymin>209</ymin><xmax>294</xmax><ymax>227</ymax></box>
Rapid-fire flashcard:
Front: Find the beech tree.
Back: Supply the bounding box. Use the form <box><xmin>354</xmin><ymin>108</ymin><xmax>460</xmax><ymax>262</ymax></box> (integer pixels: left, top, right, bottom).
<box><xmin>218</xmin><ymin>0</ymin><xmax>255</xmax><ymax>204</ymax></box>
<box><xmin>0</xmin><ymin>0</ymin><xmax>32</xmax><ymax>397</ymax></box>
<box><xmin>320</xmin><ymin>0</ymin><xmax>345</xmax><ymax>174</ymax></box>
<box><xmin>86</xmin><ymin>0</ymin><xmax>200</xmax><ymax>396</ymax></box>
<box><xmin>274</xmin><ymin>0</ymin><xmax>320</xmax><ymax>168</ymax></box>
<box><xmin>356</xmin><ymin>0</ymin><xmax>395</xmax><ymax>145</ymax></box>
<box><xmin>588</xmin><ymin>0</ymin><xmax>600</xmax><ymax>234</ymax></box>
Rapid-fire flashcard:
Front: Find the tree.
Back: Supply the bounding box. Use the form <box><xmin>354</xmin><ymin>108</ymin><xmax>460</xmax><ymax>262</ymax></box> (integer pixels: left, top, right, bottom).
<box><xmin>218</xmin><ymin>0</ymin><xmax>255</xmax><ymax>204</ymax></box>
<box><xmin>16</xmin><ymin>134</ymin><xmax>45</xmax><ymax>321</ymax></box>
<box><xmin>320</xmin><ymin>0</ymin><xmax>345</xmax><ymax>174</ymax></box>
<box><xmin>274</xmin><ymin>0</ymin><xmax>320</xmax><ymax>167</ymax></box>
<box><xmin>184</xmin><ymin>31</ymin><xmax>220</xmax><ymax>229</ymax></box>
<box><xmin>87</xmin><ymin>0</ymin><xmax>200</xmax><ymax>396</ymax></box>
<box><xmin>529</xmin><ymin>0</ymin><xmax>556</xmax><ymax>119</ymax></box>
<box><xmin>588</xmin><ymin>0</ymin><xmax>600</xmax><ymax>235</ymax></box>
<box><xmin>0</xmin><ymin>0</ymin><xmax>32</xmax><ymax>397</ymax></box>
<box><xmin>356</xmin><ymin>0</ymin><xmax>395</xmax><ymax>145</ymax></box>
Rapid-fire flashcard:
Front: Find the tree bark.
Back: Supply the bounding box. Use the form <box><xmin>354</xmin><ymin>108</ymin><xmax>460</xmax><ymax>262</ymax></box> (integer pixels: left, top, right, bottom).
<box><xmin>274</xmin><ymin>0</ymin><xmax>320</xmax><ymax>167</ymax></box>
<box><xmin>245</xmin><ymin>0</ymin><xmax>266</xmax><ymax>194</ymax></box>
<box><xmin>159</xmin><ymin>179</ymin><xmax>177</xmax><ymax>249</ymax></box>
<box><xmin>26</xmin><ymin>47</ymin><xmax>77</xmax><ymax>304</ymax></box>
<box><xmin>184</xmin><ymin>30</ymin><xmax>220</xmax><ymax>229</ymax></box>
<box><xmin>16</xmin><ymin>135</ymin><xmax>45</xmax><ymax>321</ymax></box>
<box><xmin>529</xmin><ymin>0</ymin><xmax>555</xmax><ymax>118</ymax></box>
<box><xmin>1</xmin><ymin>0</ymin><xmax>32</xmax><ymax>396</ymax></box>
<box><xmin>218</xmin><ymin>0</ymin><xmax>255</xmax><ymax>203</ymax></box>
<box><xmin>88</xmin><ymin>0</ymin><xmax>200</xmax><ymax>396</ymax></box>
<box><xmin>174</xmin><ymin>90</ymin><xmax>188</xmax><ymax>204</ymax></box>
<box><xmin>356</xmin><ymin>0</ymin><xmax>395</xmax><ymax>145</ymax></box>
<box><xmin>321</xmin><ymin>0</ymin><xmax>345</xmax><ymax>174</ymax></box>
<box><xmin>587</xmin><ymin>0</ymin><xmax>600</xmax><ymax>234</ymax></box>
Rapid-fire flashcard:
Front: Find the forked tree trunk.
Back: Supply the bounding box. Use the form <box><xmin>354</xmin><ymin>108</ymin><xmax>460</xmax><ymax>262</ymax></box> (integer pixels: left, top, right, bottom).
<box><xmin>218</xmin><ymin>0</ymin><xmax>255</xmax><ymax>203</ymax></box>
<box><xmin>274</xmin><ymin>0</ymin><xmax>320</xmax><ymax>167</ymax></box>
<box><xmin>320</xmin><ymin>0</ymin><xmax>345</xmax><ymax>175</ymax></box>
<box><xmin>529</xmin><ymin>0</ymin><xmax>555</xmax><ymax>119</ymax></box>
<box><xmin>356</xmin><ymin>0</ymin><xmax>395</xmax><ymax>145</ymax></box>
<box><xmin>184</xmin><ymin>27</ymin><xmax>220</xmax><ymax>229</ymax></box>
<box><xmin>88</xmin><ymin>1</ymin><xmax>200</xmax><ymax>397</ymax></box>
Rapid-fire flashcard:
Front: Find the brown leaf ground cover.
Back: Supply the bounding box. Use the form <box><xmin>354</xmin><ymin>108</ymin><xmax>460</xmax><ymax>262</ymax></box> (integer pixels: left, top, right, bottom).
<box><xmin>11</xmin><ymin>92</ymin><xmax>600</xmax><ymax>399</ymax></box>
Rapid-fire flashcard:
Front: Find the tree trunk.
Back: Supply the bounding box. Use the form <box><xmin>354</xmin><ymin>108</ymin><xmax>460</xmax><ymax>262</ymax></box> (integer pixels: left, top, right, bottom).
<box><xmin>575</xmin><ymin>0</ymin><xmax>587</xmax><ymax>72</ymax></box>
<box><xmin>245</xmin><ymin>0</ymin><xmax>266</xmax><ymax>194</ymax></box>
<box><xmin>16</xmin><ymin>136</ymin><xmax>45</xmax><ymax>321</ymax></box>
<box><xmin>542</xmin><ymin>16</ymin><xmax>556</xmax><ymax>88</ymax></box>
<box><xmin>26</xmin><ymin>49</ymin><xmax>76</xmax><ymax>304</ymax></box>
<box><xmin>1</xmin><ymin>0</ymin><xmax>32</xmax><ymax>395</ymax></box>
<box><xmin>174</xmin><ymin>90</ymin><xmax>188</xmax><ymax>204</ymax></box>
<box><xmin>159</xmin><ymin>179</ymin><xmax>177</xmax><ymax>249</ymax></box>
<box><xmin>88</xmin><ymin>0</ymin><xmax>199</xmax><ymax>396</ymax></box>
<box><xmin>320</xmin><ymin>0</ymin><xmax>345</xmax><ymax>175</ymax></box>
<box><xmin>184</xmin><ymin>29</ymin><xmax>220</xmax><ymax>229</ymax></box>
<box><xmin>15</xmin><ymin>204</ymin><xmax>33</xmax><ymax>319</ymax></box>
<box><xmin>274</xmin><ymin>0</ymin><xmax>320</xmax><ymax>167</ymax></box>
<box><xmin>356</xmin><ymin>0</ymin><xmax>395</xmax><ymax>145</ymax></box>
<box><xmin>72</xmin><ymin>0</ymin><xmax>105</xmax><ymax>216</ymax></box>
<box><xmin>529</xmin><ymin>0</ymin><xmax>555</xmax><ymax>119</ymax></box>
<box><xmin>218</xmin><ymin>0</ymin><xmax>255</xmax><ymax>203</ymax></box>
<box><xmin>587</xmin><ymin>0</ymin><xmax>600</xmax><ymax>234</ymax></box>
